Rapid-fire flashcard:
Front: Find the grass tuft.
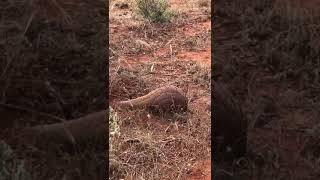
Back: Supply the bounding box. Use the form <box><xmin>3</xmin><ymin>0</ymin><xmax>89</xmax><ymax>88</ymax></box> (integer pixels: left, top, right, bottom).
<box><xmin>134</xmin><ymin>0</ymin><xmax>174</xmax><ymax>23</ymax></box>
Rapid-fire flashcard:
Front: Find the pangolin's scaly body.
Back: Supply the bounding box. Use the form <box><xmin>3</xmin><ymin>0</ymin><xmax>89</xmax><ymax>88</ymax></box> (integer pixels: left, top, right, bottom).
<box><xmin>118</xmin><ymin>85</ymin><xmax>188</xmax><ymax>113</ymax></box>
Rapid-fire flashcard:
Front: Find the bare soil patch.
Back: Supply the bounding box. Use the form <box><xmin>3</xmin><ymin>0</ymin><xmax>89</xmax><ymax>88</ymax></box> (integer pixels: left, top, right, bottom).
<box><xmin>184</xmin><ymin>160</ymin><xmax>211</xmax><ymax>180</ymax></box>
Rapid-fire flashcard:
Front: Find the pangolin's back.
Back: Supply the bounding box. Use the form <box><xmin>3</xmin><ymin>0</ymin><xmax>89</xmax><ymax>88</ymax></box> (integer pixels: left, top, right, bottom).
<box><xmin>118</xmin><ymin>85</ymin><xmax>188</xmax><ymax>113</ymax></box>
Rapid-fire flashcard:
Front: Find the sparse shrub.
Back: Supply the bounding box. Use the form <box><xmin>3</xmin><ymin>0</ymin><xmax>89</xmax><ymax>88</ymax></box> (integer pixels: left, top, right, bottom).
<box><xmin>134</xmin><ymin>0</ymin><xmax>174</xmax><ymax>23</ymax></box>
<box><xmin>198</xmin><ymin>0</ymin><xmax>209</xmax><ymax>7</ymax></box>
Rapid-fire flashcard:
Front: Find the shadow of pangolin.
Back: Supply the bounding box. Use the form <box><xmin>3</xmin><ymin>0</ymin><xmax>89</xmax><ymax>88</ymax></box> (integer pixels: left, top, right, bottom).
<box><xmin>213</xmin><ymin>81</ymin><xmax>248</xmax><ymax>161</ymax></box>
<box><xmin>118</xmin><ymin>85</ymin><xmax>188</xmax><ymax>115</ymax></box>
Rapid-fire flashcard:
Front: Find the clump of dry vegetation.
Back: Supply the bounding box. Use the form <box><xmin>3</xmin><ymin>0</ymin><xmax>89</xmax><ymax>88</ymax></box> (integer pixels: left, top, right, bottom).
<box><xmin>198</xmin><ymin>0</ymin><xmax>209</xmax><ymax>7</ymax></box>
<box><xmin>187</xmin><ymin>63</ymin><xmax>211</xmax><ymax>88</ymax></box>
<box><xmin>109</xmin><ymin>107</ymin><xmax>121</xmax><ymax>153</ymax></box>
<box><xmin>109</xmin><ymin>106</ymin><xmax>124</xmax><ymax>179</ymax></box>
<box><xmin>134</xmin><ymin>0</ymin><xmax>174</xmax><ymax>23</ymax></box>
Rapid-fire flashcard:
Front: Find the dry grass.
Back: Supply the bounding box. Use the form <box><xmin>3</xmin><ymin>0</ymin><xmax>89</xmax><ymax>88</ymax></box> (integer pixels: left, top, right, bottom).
<box><xmin>0</xmin><ymin>0</ymin><xmax>107</xmax><ymax>179</ymax></box>
<box><xmin>0</xmin><ymin>0</ymin><xmax>106</xmax><ymax>119</ymax></box>
<box><xmin>214</xmin><ymin>0</ymin><xmax>320</xmax><ymax>178</ymax></box>
<box><xmin>108</xmin><ymin>45</ymin><xmax>211</xmax><ymax>180</ymax></box>
<box><xmin>109</xmin><ymin>0</ymin><xmax>211</xmax><ymax>179</ymax></box>
<box><xmin>134</xmin><ymin>0</ymin><xmax>174</xmax><ymax>23</ymax></box>
<box><xmin>109</xmin><ymin>99</ymin><xmax>210</xmax><ymax>179</ymax></box>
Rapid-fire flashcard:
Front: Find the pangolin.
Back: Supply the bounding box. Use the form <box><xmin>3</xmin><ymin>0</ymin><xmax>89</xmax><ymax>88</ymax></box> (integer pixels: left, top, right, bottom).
<box><xmin>118</xmin><ymin>85</ymin><xmax>188</xmax><ymax>114</ymax></box>
<box><xmin>19</xmin><ymin>110</ymin><xmax>107</xmax><ymax>150</ymax></box>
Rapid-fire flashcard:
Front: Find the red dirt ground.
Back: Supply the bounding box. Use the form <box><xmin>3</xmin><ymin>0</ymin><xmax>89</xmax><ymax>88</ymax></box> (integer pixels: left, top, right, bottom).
<box><xmin>185</xmin><ymin>160</ymin><xmax>211</xmax><ymax>180</ymax></box>
<box><xmin>109</xmin><ymin>0</ymin><xmax>211</xmax><ymax>179</ymax></box>
<box><xmin>177</xmin><ymin>49</ymin><xmax>211</xmax><ymax>67</ymax></box>
<box><xmin>111</xmin><ymin>0</ymin><xmax>320</xmax><ymax>179</ymax></box>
